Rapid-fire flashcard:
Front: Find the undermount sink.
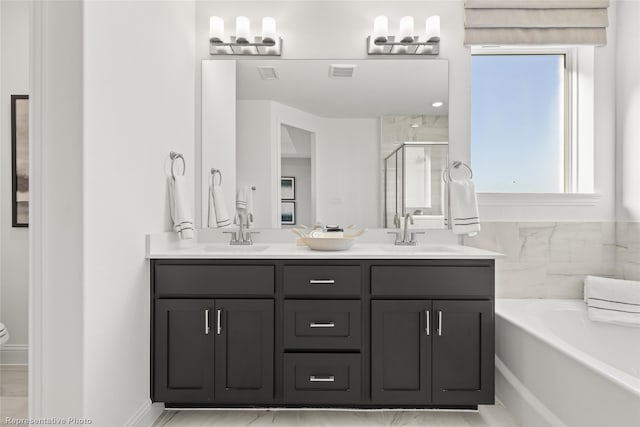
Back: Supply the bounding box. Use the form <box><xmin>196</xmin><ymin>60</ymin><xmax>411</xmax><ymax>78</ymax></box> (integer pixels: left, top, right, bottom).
<box><xmin>379</xmin><ymin>244</ymin><xmax>465</xmax><ymax>253</ymax></box>
<box><xmin>204</xmin><ymin>244</ymin><xmax>270</xmax><ymax>253</ymax></box>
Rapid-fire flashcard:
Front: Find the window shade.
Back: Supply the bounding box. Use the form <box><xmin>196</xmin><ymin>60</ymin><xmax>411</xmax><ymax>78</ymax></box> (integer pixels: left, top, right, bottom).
<box><xmin>464</xmin><ymin>0</ymin><xmax>609</xmax><ymax>45</ymax></box>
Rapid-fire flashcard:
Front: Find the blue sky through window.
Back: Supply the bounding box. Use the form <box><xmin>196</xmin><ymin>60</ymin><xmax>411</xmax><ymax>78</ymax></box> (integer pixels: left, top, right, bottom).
<box><xmin>471</xmin><ymin>55</ymin><xmax>565</xmax><ymax>193</ymax></box>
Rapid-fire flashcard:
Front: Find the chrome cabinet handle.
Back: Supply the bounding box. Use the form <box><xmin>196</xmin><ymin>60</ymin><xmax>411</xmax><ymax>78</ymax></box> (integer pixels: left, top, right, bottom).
<box><xmin>309</xmin><ymin>322</ymin><xmax>335</xmax><ymax>328</ymax></box>
<box><xmin>425</xmin><ymin>310</ymin><xmax>430</xmax><ymax>336</ymax></box>
<box><xmin>216</xmin><ymin>309</ymin><xmax>222</xmax><ymax>335</ymax></box>
<box><xmin>309</xmin><ymin>375</ymin><xmax>335</xmax><ymax>382</ymax></box>
<box><xmin>309</xmin><ymin>279</ymin><xmax>335</xmax><ymax>285</ymax></box>
<box><xmin>205</xmin><ymin>309</ymin><xmax>210</xmax><ymax>335</ymax></box>
<box><xmin>438</xmin><ymin>310</ymin><xmax>443</xmax><ymax>336</ymax></box>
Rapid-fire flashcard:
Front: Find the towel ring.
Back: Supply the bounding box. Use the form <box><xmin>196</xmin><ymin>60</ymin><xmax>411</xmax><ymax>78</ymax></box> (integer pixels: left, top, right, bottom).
<box><xmin>211</xmin><ymin>168</ymin><xmax>222</xmax><ymax>185</ymax></box>
<box><xmin>446</xmin><ymin>161</ymin><xmax>473</xmax><ymax>181</ymax></box>
<box><xmin>169</xmin><ymin>151</ymin><xmax>186</xmax><ymax>178</ymax></box>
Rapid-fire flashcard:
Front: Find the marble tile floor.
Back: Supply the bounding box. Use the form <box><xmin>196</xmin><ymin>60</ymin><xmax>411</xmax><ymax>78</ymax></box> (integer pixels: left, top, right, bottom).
<box><xmin>0</xmin><ymin>366</ymin><xmax>28</xmax><ymax>427</ymax></box>
<box><xmin>155</xmin><ymin>402</ymin><xmax>519</xmax><ymax>427</ymax></box>
<box><xmin>0</xmin><ymin>366</ymin><xmax>520</xmax><ymax>426</ymax></box>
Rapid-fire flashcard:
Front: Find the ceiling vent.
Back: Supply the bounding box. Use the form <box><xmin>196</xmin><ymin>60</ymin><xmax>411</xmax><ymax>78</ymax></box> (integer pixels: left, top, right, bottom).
<box><xmin>257</xmin><ymin>66</ymin><xmax>279</xmax><ymax>80</ymax></box>
<box><xmin>329</xmin><ymin>64</ymin><xmax>357</xmax><ymax>78</ymax></box>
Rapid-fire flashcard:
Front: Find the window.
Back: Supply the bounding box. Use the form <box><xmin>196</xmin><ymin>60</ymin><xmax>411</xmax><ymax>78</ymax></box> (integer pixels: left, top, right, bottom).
<box><xmin>471</xmin><ymin>50</ymin><xmax>572</xmax><ymax>193</ymax></box>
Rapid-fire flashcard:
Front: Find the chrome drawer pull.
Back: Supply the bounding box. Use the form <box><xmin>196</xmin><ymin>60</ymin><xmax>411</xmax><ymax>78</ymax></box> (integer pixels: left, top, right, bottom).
<box><xmin>205</xmin><ymin>309</ymin><xmax>210</xmax><ymax>335</ymax></box>
<box><xmin>309</xmin><ymin>279</ymin><xmax>335</xmax><ymax>285</ymax></box>
<box><xmin>438</xmin><ymin>310</ymin><xmax>443</xmax><ymax>336</ymax></box>
<box><xmin>309</xmin><ymin>322</ymin><xmax>335</xmax><ymax>328</ymax></box>
<box><xmin>217</xmin><ymin>309</ymin><xmax>222</xmax><ymax>335</ymax></box>
<box><xmin>309</xmin><ymin>375</ymin><xmax>335</xmax><ymax>382</ymax></box>
<box><xmin>425</xmin><ymin>310</ymin><xmax>430</xmax><ymax>336</ymax></box>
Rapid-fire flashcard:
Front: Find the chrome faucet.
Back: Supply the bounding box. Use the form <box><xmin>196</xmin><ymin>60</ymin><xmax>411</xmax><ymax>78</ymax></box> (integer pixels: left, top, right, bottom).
<box><xmin>388</xmin><ymin>212</ymin><xmax>425</xmax><ymax>246</ymax></box>
<box><xmin>403</xmin><ymin>213</ymin><xmax>414</xmax><ymax>243</ymax></box>
<box><xmin>224</xmin><ymin>211</ymin><xmax>259</xmax><ymax>245</ymax></box>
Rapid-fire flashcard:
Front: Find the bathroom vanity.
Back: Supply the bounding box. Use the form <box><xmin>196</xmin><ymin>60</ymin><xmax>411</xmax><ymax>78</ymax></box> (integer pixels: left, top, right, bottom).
<box><xmin>150</xmin><ymin>56</ymin><xmax>496</xmax><ymax>409</ymax></box>
<box><xmin>150</xmin><ymin>246</ymin><xmax>495</xmax><ymax>409</ymax></box>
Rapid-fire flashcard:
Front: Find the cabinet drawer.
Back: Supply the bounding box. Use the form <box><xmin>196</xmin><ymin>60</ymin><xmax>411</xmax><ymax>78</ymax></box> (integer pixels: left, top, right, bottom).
<box><xmin>371</xmin><ymin>265</ymin><xmax>493</xmax><ymax>298</ymax></box>
<box><xmin>283</xmin><ymin>300</ymin><xmax>361</xmax><ymax>350</ymax></box>
<box><xmin>155</xmin><ymin>265</ymin><xmax>274</xmax><ymax>297</ymax></box>
<box><xmin>283</xmin><ymin>354</ymin><xmax>361</xmax><ymax>404</ymax></box>
<box><xmin>283</xmin><ymin>266</ymin><xmax>361</xmax><ymax>296</ymax></box>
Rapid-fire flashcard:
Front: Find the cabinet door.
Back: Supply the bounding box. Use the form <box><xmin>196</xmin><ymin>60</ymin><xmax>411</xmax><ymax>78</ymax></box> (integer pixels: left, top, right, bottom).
<box><xmin>154</xmin><ymin>299</ymin><xmax>214</xmax><ymax>403</ymax></box>
<box><xmin>371</xmin><ymin>300</ymin><xmax>432</xmax><ymax>404</ymax></box>
<box><xmin>432</xmin><ymin>300</ymin><xmax>494</xmax><ymax>405</ymax></box>
<box><xmin>214</xmin><ymin>299</ymin><xmax>274</xmax><ymax>403</ymax></box>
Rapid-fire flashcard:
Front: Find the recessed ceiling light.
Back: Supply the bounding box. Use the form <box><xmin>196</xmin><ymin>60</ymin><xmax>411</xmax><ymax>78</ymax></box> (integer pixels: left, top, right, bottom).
<box><xmin>432</xmin><ymin>101</ymin><xmax>444</xmax><ymax>108</ymax></box>
<box><xmin>410</xmin><ymin>123</ymin><xmax>420</xmax><ymax>128</ymax></box>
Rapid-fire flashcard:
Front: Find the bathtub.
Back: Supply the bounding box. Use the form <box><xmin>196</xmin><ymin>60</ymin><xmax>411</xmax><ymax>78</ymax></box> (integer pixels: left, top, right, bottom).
<box><xmin>495</xmin><ymin>299</ymin><xmax>640</xmax><ymax>427</ymax></box>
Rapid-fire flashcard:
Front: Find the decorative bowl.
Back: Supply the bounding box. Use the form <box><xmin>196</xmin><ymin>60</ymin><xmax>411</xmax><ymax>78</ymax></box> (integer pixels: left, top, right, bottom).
<box><xmin>300</xmin><ymin>236</ymin><xmax>358</xmax><ymax>251</ymax></box>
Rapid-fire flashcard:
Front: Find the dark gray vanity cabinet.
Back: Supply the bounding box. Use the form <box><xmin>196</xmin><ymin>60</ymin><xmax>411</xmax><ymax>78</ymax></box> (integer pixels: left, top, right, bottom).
<box><xmin>154</xmin><ymin>299</ymin><xmax>215</xmax><ymax>403</ymax></box>
<box><xmin>214</xmin><ymin>299</ymin><xmax>274</xmax><ymax>403</ymax></box>
<box><xmin>371</xmin><ymin>300</ymin><xmax>432</xmax><ymax>404</ymax></box>
<box><xmin>371</xmin><ymin>299</ymin><xmax>494</xmax><ymax>406</ymax></box>
<box><xmin>152</xmin><ymin>262</ymin><xmax>275</xmax><ymax>405</ymax></box>
<box><xmin>151</xmin><ymin>258</ymin><xmax>494</xmax><ymax>409</ymax></box>
<box><xmin>431</xmin><ymin>300</ymin><xmax>494</xmax><ymax>405</ymax></box>
<box><xmin>153</xmin><ymin>298</ymin><xmax>274</xmax><ymax>404</ymax></box>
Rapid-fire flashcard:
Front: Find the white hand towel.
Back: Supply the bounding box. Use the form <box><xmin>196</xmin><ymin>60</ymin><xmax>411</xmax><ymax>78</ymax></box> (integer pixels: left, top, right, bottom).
<box><xmin>211</xmin><ymin>183</ymin><xmax>231</xmax><ymax>227</ymax></box>
<box><xmin>236</xmin><ymin>186</ymin><xmax>254</xmax><ymax>225</ymax></box>
<box><xmin>168</xmin><ymin>175</ymin><xmax>194</xmax><ymax>240</ymax></box>
<box><xmin>449</xmin><ymin>178</ymin><xmax>481</xmax><ymax>236</ymax></box>
<box><xmin>207</xmin><ymin>185</ymin><xmax>218</xmax><ymax>228</ymax></box>
<box><xmin>584</xmin><ymin>276</ymin><xmax>640</xmax><ymax>327</ymax></box>
<box><xmin>236</xmin><ymin>186</ymin><xmax>248</xmax><ymax>211</ymax></box>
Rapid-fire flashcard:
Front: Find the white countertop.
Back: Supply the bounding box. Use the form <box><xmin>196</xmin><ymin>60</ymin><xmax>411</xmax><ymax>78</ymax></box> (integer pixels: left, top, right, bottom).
<box><xmin>147</xmin><ymin>242</ymin><xmax>501</xmax><ymax>260</ymax></box>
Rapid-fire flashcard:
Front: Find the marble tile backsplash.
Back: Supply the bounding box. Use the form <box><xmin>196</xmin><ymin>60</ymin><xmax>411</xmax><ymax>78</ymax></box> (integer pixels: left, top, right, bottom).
<box><xmin>464</xmin><ymin>222</ymin><xmax>622</xmax><ymax>299</ymax></box>
<box><xmin>616</xmin><ymin>222</ymin><xmax>640</xmax><ymax>281</ymax></box>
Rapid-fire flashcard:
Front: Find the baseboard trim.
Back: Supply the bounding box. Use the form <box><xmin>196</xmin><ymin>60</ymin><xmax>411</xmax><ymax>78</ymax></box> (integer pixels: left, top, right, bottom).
<box><xmin>0</xmin><ymin>344</ymin><xmax>28</xmax><ymax>365</ymax></box>
<box><xmin>124</xmin><ymin>399</ymin><xmax>164</xmax><ymax>427</ymax></box>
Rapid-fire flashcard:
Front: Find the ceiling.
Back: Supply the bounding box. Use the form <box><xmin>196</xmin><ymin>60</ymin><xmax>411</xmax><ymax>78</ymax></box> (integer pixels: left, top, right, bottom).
<box><xmin>236</xmin><ymin>59</ymin><xmax>449</xmax><ymax>118</ymax></box>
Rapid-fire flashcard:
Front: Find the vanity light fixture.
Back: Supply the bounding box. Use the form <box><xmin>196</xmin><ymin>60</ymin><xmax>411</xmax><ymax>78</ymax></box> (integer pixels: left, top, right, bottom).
<box><xmin>367</xmin><ymin>15</ymin><xmax>441</xmax><ymax>56</ymax></box>
<box><xmin>209</xmin><ymin>15</ymin><xmax>282</xmax><ymax>56</ymax></box>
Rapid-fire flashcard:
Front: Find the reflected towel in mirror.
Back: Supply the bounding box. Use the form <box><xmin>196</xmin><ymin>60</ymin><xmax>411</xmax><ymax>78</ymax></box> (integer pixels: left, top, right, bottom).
<box><xmin>236</xmin><ymin>186</ymin><xmax>254</xmax><ymax>225</ymax></box>
<box><xmin>208</xmin><ymin>181</ymin><xmax>231</xmax><ymax>228</ymax></box>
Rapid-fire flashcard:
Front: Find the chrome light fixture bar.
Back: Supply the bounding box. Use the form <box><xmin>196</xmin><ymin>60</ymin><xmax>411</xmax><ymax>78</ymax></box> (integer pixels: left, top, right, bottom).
<box><xmin>367</xmin><ymin>15</ymin><xmax>440</xmax><ymax>56</ymax></box>
<box><xmin>209</xmin><ymin>16</ymin><xmax>282</xmax><ymax>56</ymax></box>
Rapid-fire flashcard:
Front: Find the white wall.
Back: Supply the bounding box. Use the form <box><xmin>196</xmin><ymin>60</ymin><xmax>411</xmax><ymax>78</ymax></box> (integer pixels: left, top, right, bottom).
<box><xmin>0</xmin><ymin>0</ymin><xmax>29</xmax><ymax>365</ymax></box>
<box><xmin>616</xmin><ymin>0</ymin><xmax>640</xmax><ymax>222</ymax></box>
<box><xmin>237</xmin><ymin>100</ymin><xmax>274</xmax><ymax>228</ymax></box>
<box><xmin>196</xmin><ymin>1</ymin><xmax>617</xmax><ymax>222</ymax></box>
<box><xmin>82</xmin><ymin>2</ymin><xmax>195</xmax><ymax>426</ymax></box>
<box><xmin>316</xmin><ymin>118</ymin><xmax>379</xmax><ymax>228</ymax></box>
<box><xmin>202</xmin><ymin>61</ymin><xmax>236</xmax><ymax>227</ymax></box>
<box><xmin>30</xmin><ymin>0</ymin><xmax>85</xmax><ymax>417</ymax></box>
<box><xmin>236</xmin><ymin>98</ymin><xmax>379</xmax><ymax>228</ymax></box>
